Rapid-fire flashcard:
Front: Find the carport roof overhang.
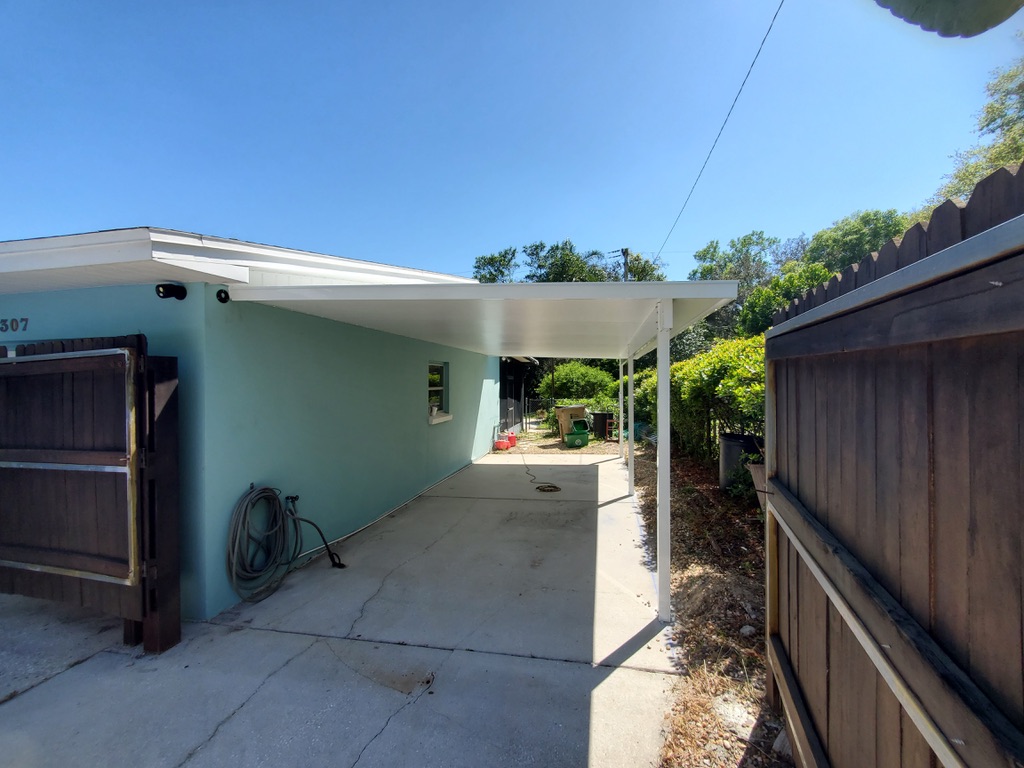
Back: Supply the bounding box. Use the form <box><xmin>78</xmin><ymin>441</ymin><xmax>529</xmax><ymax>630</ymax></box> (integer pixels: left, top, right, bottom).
<box><xmin>227</xmin><ymin>280</ymin><xmax>738</xmax><ymax>360</ymax></box>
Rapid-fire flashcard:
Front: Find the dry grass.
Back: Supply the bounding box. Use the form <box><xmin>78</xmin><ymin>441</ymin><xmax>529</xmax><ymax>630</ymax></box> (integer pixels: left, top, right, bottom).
<box><xmin>512</xmin><ymin>430</ymin><xmax>791</xmax><ymax>767</ymax></box>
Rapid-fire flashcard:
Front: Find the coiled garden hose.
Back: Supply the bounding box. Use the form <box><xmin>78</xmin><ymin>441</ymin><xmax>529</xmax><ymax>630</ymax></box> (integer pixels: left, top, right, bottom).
<box><xmin>227</xmin><ymin>485</ymin><xmax>345</xmax><ymax>602</ymax></box>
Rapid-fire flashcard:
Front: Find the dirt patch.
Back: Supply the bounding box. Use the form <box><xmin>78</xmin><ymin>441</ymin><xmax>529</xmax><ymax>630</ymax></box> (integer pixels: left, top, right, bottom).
<box><xmin>515</xmin><ymin>432</ymin><xmax>791</xmax><ymax>767</ymax></box>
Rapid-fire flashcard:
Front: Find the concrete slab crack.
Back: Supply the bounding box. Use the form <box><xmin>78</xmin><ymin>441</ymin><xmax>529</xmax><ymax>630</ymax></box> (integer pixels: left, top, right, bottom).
<box><xmin>349</xmin><ymin>651</ymin><xmax>451</xmax><ymax>768</ymax></box>
<box><xmin>345</xmin><ymin>510</ymin><xmax>470</xmax><ymax>638</ymax></box>
<box><xmin>174</xmin><ymin>636</ymin><xmax>316</xmax><ymax>767</ymax></box>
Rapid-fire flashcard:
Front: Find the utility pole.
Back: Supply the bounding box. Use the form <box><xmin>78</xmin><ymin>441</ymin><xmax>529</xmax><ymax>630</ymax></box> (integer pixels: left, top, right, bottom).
<box><xmin>621</xmin><ymin>248</ymin><xmax>629</xmax><ymax>280</ymax></box>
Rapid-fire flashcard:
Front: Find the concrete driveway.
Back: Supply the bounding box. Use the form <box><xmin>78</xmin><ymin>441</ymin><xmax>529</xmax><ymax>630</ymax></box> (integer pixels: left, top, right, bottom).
<box><xmin>0</xmin><ymin>453</ymin><xmax>677</xmax><ymax>767</ymax></box>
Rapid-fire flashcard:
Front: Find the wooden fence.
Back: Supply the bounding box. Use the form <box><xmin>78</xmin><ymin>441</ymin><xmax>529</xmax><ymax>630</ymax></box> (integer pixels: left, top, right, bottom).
<box><xmin>765</xmin><ymin>165</ymin><xmax>1024</xmax><ymax>767</ymax></box>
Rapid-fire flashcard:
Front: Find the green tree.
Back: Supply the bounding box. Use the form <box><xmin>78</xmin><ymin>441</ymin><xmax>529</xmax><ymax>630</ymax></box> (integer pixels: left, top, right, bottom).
<box><xmin>936</xmin><ymin>48</ymin><xmax>1024</xmax><ymax>201</ymax></box>
<box><xmin>802</xmin><ymin>210</ymin><xmax>908</xmax><ymax>273</ymax></box>
<box><xmin>607</xmin><ymin>249</ymin><xmax>667</xmax><ymax>282</ymax></box>
<box><xmin>522</xmin><ymin>240</ymin><xmax>613</xmax><ymax>282</ymax></box>
<box><xmin>536</xmin><ymin>360</ymin><xmax>614</xmax><ymax>399</ymax></box>
<box><xmin>473</xmin><ymin>247</ymin><xmax>518</xmax><ymax>283</ymax></box>
<box><xmin>737</xmin><ymin>261</ymin><xmax>832</xmax><ymax>336</ymax></box>
<box><xmin>688</xmin><ymin>231</ymin><xmax>777</xmax><ymax>339</ymax></box>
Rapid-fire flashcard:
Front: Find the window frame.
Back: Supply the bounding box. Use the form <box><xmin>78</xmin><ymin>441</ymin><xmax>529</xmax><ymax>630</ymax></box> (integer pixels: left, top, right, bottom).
<box><xmin>428</xmin><ymin>361</ymin><xmax>452</xmax><ymax>424</ymax></box>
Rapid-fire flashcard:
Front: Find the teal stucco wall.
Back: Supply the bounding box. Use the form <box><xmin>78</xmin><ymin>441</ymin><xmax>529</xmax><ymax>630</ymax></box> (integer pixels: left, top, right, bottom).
<box><xmin>0</xmin><ymin>284</ymin><xmax>210</xmax><ymax>618</ymax></box>
<box><xmin>199</xmin><ymin>285</ymin><xmax>499</xmax><ymax>617</ymax></box>
<box><xmin>0</xmin><ymin>284</ymin><xmax>500</xmax><ymax>620</ymax></box>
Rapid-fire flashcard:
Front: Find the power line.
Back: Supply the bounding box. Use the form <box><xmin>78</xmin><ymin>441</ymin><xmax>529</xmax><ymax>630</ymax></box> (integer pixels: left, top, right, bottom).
<box><xmin>655</xmin><ymin>0</ymin><xmax>786</xmax><ymax>261</ymax></box>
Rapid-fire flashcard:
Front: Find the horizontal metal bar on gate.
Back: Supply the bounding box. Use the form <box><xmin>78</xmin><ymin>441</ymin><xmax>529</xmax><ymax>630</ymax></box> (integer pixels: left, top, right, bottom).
<box><xmin>0</xmin><ymin>347</ymin><xmax>132</xmax><ymax>363</ymax></box>
<box><xmin>766</xmin><ymin>214</ymin><xmax>1024</xmax><ymax>340</ymax></box>
<box><xmin>0</xmin><ymin>449</ymin><xmax>128</xmax><ymax>466</ymax></box>
<box><xmin>0</xmin><ymin>558</ymin><xmax>134</xmax><ymax>586</ymax></box>
<box><xmin>768</xmin><ymin>477</ymin><xmax>1024</xmax><ymax>768</ymax></box>
<box><xmin>0</xmin><ymin>461</ymin><xmax>130</xmax><ymax>474</ymax></box>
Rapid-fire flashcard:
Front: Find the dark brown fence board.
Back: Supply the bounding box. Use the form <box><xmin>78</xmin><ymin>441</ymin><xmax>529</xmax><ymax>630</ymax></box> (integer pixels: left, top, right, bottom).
<box><xmin>873</xmin><ymin>352</ymin><xmax>902</xmax><ymax>602</ymax></box>
<box><xmin>768</xmin><ymin>634</ymin><xmax>830</xmax><ymax>767</ymax></box>
<box><xmin>853</xmin><ymin>354</ymin><xmax>878</xmax><ymax>583</ymax></box>
<box><xmin>875</xmin><ymin>239</ymin><xmax>901</xmax><ymax>282</ymax></box>
<box><xmin>967</xmin><ymin>336</ymin><xmax>1024</xmax><ymax>729</ymax></box>
<box><xmin>834</xmin><ymin>358</ymin><xmax>858</xmax><ymax>553</ymax></box>
<box><xmin>930</xmin><ymin>343</ymin><xmax>971</xmax><ymax>671</ymax></box>
<box><xmin>827</xmin><ymin>604</ymin><xmax>852</xmax><ymax>766</ymax></box>
<box><xmin>897</xmin><ymin>346</ymin><xmax>931</xmax><ymax>631</ymax></box>
<box><xmin>824</xmin><ymin>355</ymin><xmax>844</xmax><ymax>538</ymax></box>
<box><xmin>788</xmin><ymin>538</ymin><xmax>800</xmax><ymax>672</ymax></box>
<box><xmin>931</xmin><ymin>200</ymin><xmax>965</xmax><ymax>256</ymax></box>
<box><xmin>777</xmin><ymin>360</ymin><xmax>790</xmax><ymax>491</ymax></box>
<box><xmin>964</xmin><ymin>166</ymin><xmax>1024</xmax><ymax>239</ymax></box>
<box><xmin>797</xmin><ymin>556</ymin><xmax>829</xmax><ymax>742</ymax></box>
<box><xmin>876</xmin><ymin>673</ymin><xmax>902</xmax><ymax>766</ymax></box>
<box><xmin>898</xmin><ymin>223</ymin><xmax>929</xmax><ymax>269</ymax></box>
<box><xmin>779</xmin><ymin>528</ymin><xmax>791</xmax><ymax>654</ymax></box>
<box><xmin>813</xmin><ymin>357</ymin><xmax>830</xmax><ymax>531</ymax></box>
<box><xmin>787</xmin><ymin>361</ymin><xmax>799</xmax><ymax>493</ymax></box>
<box><xmin>796</xmin><ymin>359</ymin><xmax>816</xmax><ymax>512</ymax></box>
<box><xmin>900</xmin><ymin>709</ymin><xmax>935</xmax><ymax>768</ymax></box>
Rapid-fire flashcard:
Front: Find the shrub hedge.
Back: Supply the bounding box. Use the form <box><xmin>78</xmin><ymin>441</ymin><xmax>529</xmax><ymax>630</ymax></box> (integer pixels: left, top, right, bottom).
<box><xmin>626</xmin><ymin>335</ymin><xmax>765</xmax><ymax>460</ymax></box>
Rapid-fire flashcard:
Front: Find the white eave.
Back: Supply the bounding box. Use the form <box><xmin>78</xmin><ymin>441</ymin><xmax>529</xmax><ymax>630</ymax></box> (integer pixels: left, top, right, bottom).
<box><xmin>228</xmin><ymin>280</ymin><xmax>737</xmax><ymax>360</ymax></box>
<box><xmin>0</xmin><ymin>227</ymin><xmax>474</xmax><ymax>295</ymax></box>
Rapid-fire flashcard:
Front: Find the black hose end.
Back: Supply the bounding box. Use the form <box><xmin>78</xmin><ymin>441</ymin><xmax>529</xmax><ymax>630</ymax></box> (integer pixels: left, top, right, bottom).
<box><xmin>328</xmin><ymin>551</ymin><xmax>346</xmax><ymax>569</ymax></box>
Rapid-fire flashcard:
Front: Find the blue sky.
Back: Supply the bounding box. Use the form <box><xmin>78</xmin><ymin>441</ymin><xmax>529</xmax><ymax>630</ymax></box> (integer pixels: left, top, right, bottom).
<box><xmin>1</xmin><ymin>1</ymin><xmax>1021</xmax><ymax>281</ymax></box>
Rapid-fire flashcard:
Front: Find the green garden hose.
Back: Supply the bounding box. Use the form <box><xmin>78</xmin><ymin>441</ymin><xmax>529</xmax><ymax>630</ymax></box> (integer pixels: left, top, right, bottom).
<box><xmin>227</xmin><ymin>485</ymin><xmax>345</xmax><ymax>602</ymax></box>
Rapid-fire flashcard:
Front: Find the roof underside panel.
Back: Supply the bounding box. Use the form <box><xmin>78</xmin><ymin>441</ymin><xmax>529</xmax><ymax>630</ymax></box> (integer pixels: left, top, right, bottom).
<box><xmin>228</xmin><ymin>282</ymin><xmax>737</xmax><ymax>359</ymax></box>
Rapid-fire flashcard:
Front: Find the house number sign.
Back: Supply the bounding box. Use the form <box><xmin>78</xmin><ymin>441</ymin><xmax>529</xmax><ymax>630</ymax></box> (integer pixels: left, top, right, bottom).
<box><xmin>0</xmin><ymin>318</ymin><xmax>29</xmax><ymax>333</ymax></box>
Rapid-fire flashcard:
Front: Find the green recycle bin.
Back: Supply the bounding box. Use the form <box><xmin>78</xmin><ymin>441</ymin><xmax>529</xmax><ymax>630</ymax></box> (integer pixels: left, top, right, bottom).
<box><xmin>564</xmin><ymin>418</ymin><xmax>590</xmax><ymax>448</ymax></box>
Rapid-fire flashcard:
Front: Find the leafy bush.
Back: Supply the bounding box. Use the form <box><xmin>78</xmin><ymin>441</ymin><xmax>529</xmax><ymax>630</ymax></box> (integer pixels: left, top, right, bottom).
<box><xmin>634</xmin><ymin>370</ymin><xmax>659</xmax><ymax>426</ymax></box>
<box><xmin>536</xmin><ymin>360</ymin><xmax>614</xmax><ymax>400</ymax></box>
<box><xmin>669</xmin><ymin>335</ymin><xmax>765</xmax><ymax>460</ymax></box>
<box><xmin>605</xmin><ymin>369</ymin><xmax>657</xmax><ymax>423</ymax></box>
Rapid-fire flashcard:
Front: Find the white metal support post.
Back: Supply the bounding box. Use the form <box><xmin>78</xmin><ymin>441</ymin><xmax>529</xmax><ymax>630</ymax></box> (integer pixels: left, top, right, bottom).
<box><xmin>656</xmin><ymin>300</ymin><xmax>672</xmax><ymax>622</ymax></box>
<box><xmin>618</xmin><ymin>360</ymin><xmax>624</xmax><ymax>459</ymax></box>
<box><xmin>627</xmin><ymin>355</ymin><xmax>635</xmax><ymax>496</ymax></box>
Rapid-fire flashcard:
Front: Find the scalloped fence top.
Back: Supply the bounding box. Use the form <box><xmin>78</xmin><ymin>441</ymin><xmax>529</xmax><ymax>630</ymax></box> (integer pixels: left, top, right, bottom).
<box><xmin>772</xmin><ymin>165</ymin><xmax>1024</xmax><ymax>328</ymax></box>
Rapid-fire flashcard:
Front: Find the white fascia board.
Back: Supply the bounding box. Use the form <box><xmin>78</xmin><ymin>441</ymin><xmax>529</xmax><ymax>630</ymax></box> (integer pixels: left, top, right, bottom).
<box><xmin>148</xmin><ymin>228</ymin><xmax>475</xmax><ymax>285</ymax></box>
<box><xmin>228</xmin><ymin>279</ymin><xmax>737</xmax><ymax>304</ymax></box>
<box><xmin>0</xmin><ymin>229</ymin><xmax>154</xmax><ymax>273</ymax></box>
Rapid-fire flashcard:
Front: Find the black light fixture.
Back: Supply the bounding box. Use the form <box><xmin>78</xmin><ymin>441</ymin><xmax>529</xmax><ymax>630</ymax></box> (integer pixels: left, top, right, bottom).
<box><xmin>216</xmin><ymin>289</ymin><xmax>230</xmax><ymax>304</ymax></box>
<box><xmin>155</xmin><ymin>283</ymin><xmax>188</xmax><ymax>300</ymax></box>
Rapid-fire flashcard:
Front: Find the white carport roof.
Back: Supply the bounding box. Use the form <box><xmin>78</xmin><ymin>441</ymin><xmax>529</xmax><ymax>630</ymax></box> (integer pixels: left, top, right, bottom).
<box><xmin>228</xmin><ymin>281</ymin><xmax>736</xmax><ymax>360</ymax></box>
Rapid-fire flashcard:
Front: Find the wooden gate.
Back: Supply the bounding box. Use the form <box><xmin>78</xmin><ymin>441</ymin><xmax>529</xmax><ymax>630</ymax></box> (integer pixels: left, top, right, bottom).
<box><xmin>765</xmin><ymin>168</ymin><xmax>1024</xmax><ymax>766</ymax></box>
<box><xmin>0</xmin><ymin>335</ymin><xmax>180</xmax><ymax>652</ymax></box>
